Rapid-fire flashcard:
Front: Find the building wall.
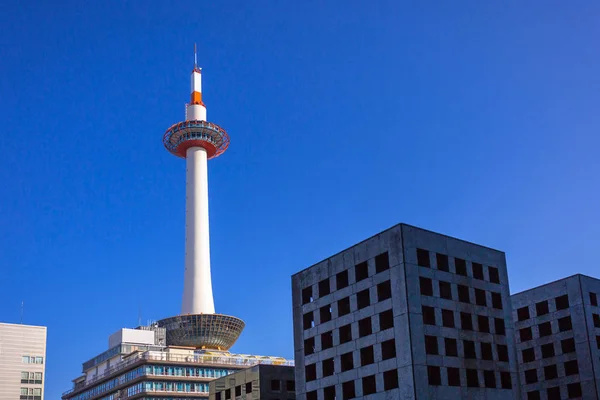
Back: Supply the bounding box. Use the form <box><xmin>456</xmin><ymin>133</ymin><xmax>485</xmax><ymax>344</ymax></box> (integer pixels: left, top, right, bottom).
<box><xmin>512</xmin><ymin>274</ymin><xmax>600</xmax><ymax>399</ymax></box>
<box><xmin>0</xmin><ymin>323</ymin><xmax>47</xmax><ymax>400</ymax></box>
<box><xmin>209</xmin><ymin>365</ymin><xmax>295</xmax><ymax>400</ymax></box>
<box><xmin>292</xmin><ymin>223</ymin><xmax>519</xmax><ymax>400</ymax></box>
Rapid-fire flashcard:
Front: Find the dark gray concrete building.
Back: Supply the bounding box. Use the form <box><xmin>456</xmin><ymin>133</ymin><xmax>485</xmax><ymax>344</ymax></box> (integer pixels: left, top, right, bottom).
<box><xmin>291</xmin><ymin>223</ymin><xmax>520</xmax><ymax>400</ymax></box>
<box><xmin>208</xmin><ymin>364</ymin><xmax>295</xmax><ymax>400</ymax></box>
<box><xmin>512</xmin><ymin>274</ymin><xmax>600</xmax><ymax>400</ymax></box>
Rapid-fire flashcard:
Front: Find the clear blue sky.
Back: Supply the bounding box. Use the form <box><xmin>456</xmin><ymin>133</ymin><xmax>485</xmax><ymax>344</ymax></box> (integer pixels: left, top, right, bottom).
<box><xmin>1</xmin><ymin>1</ymin><xmax>599</xmax><ymax>398</ymax></box>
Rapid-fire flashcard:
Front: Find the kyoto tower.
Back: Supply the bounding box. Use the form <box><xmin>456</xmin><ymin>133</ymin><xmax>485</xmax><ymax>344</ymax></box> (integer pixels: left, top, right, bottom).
<box><xmin>157</xmin><ymin>47</ymin><xmax>244</xmax><ymax>350</ymax></box>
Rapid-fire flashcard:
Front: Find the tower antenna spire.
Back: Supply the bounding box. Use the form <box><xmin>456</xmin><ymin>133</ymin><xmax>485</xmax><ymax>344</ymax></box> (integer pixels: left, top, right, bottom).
<box><xmin>194</xmin><ymin>43</ymin><xmax>198</xmax><ymax>69</ymax></box>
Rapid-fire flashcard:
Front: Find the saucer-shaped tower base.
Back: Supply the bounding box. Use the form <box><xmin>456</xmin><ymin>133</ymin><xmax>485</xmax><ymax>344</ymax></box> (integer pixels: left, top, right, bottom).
<box><xmin>156</xmin><ymin>314</ymin><xmax>245</xmax><ymax>350</ymax></box>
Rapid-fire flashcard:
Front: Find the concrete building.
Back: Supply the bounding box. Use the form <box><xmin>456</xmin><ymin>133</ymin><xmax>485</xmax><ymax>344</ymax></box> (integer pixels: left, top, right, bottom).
<box><xmin>0</xmin><ymin>322</ymin><xmax>47</xmax><ymax>400</ymax></box>
<box><xmin>512</xmin><ymin>274</ymin><xmax>600</xmax><ymax>400</ymax></box>
<box><xmin>209</xmin><ymin>365</ymin><xmax>296</xmax><ymax>400</ymax></box>
<box><xmin>291</xmin><ymin>223</ymin><xmax>519</xmax><ymax>400</ymax></box>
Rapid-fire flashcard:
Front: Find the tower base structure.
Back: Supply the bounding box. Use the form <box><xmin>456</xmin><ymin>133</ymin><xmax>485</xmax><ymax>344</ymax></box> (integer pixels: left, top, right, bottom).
<box><xmin>156</xmin><ymin>314</ymin><xmax>245</xmax><ymax>350</ymax></box>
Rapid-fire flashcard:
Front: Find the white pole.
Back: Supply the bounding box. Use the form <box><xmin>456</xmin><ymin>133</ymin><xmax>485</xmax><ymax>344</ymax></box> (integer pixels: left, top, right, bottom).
<box><xmin>181</xmin><ymin>146</ymin><xmax>215</xmax><ymax>314</ymax></box>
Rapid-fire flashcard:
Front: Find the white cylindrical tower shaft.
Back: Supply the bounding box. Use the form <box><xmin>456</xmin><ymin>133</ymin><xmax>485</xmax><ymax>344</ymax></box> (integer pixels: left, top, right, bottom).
<box><xmin>181</xmin><ymin>67</ymin><xmax>214</xmax><ymax>315</ymax></box>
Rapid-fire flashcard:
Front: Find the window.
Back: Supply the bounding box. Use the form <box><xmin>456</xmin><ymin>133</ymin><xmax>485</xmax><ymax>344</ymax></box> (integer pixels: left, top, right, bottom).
<box><xmin>271</xmin><ymin>380</ymin><xmax>281</xmax><ymax>391</ymax></box>
<box><xmin>381</xmin><ymin>339</ymin><xmax>396</xmax><ymax>360</ymax></box>
<box><xmin>339</xmin><ymin>323</ymin><xmax>352</xmax><ymax>344</ymax></box>
<box><xmin>307</xmin><ymin>391</ymin><xmax>317</xmax><ymax>400</ymax></box>
<box><xmin>444</xmin><ymin>338</ymin><xmax>458</xmax><ymax>356</ymax></box>
<box><xmin>361</xmin><ymin>345</ymin><xmax>375</xmax><ymax>365</ymax></box>
<box><xmin>336</xmin><ymin>270</ymin><xmax>349</xmax><ymax>290</ymax></box>
<box><xmin>495</xmin><ymin>318</ymin><xmax>506</xmax><ymax>335</ymax></box>
<box><xmin>246</xmin><ymin>382</ymin><xmax>253</xmax><ymax>393</ymax></box>
<box><xmin>491</xmin><ymin>292</ymin><xmax>503</xmax><ymax>309</ymax></box>
<box><xmin>436</xmin><ymin>253</ymin><xmax>449</xmax><ymax>271</ymax></box>
<box><xmin>567</xmin><ymin>382</ymin><xmax>582</xmax><ymax>398</ymax></box>
<box><xmin>420</xmin><ymin>277</ymin><xmax>433</xmax><ymax>296</ymax></box>
<box><xmin>481</xmin><ymin>342</ymin><xmax>493</xmax><ymax>360</ymax></box>
<box><xmin>475</xmin><ymin>288</ymin><xmax>487</xmax><ymax>306</ymax></box>
<box><xmin>489</xmin><ymin>266</ymin><xmax>500</xmax><ymax>283</ymax></box>
<box><xmin>439</xmin><ymin>281</ymin><xmax>452</xmax><ymax>300</ymax></box>
<box><xmin>303</xmin><ymin>312</ymin><xmax>314</xmax><ymax>330</ymax></box>
<box><xmin>539</xmin><ymin>321</ymin><xmax>552</xmax><ymax>337</ymax></box>
<box><xmin>305</xmin><ymin>364</ymin><xmax>316</xmax><ymax>381</ymax></box>
<box><xmin>501</xmin><ymin>372</ymin><xmax>512</xmax><ymax>389</ymax></box>
<box><xmin>383</xmin><ymin>369</ymin><xmax>399</xmax><ymax>390</ymax></box>
<box><xmin>21</xmin><ymin>356</ymin><xmax>30</xmax><ymax>364</ymax></box>
<box><xmin>320</xmin><ymin>305</ymin><xmax>332</xmax><ymax>323</ymax></box>
<box><xmin>428</xmin><ymin>366</ymin><xmax>441</xmax><ymax>386</ymax></box>
<box><xmin>355</xmin><ymin>261</ymin><xmax>369</xmax><ymax>282</ymax></box>
<box><xmin>417</xmin><ymin>248</ymin><xmax>430</xmax><ymax>267</ymax></box>
<box><xmin>597</xmin><ymin>335</ymin><xmax>600</xmax><ymax>350</ymax></box>
<box><xmin>517</xmin><ymin>306</ymin><xmax>530</xmax><ymax>321</ymax></box>
<box><xmin>324</xmin><ymin>386</ymin><xmax>336</xmax><ymax>399</ymax></box>
<box><xmin>478</xmin><ymin>315</ymin><xmax>490</xmax><ymax>333</ymax></box>
<box><xmin>302</xmin><ymin>287</ymin><xmax>313</xmax><ymax>304</ymax></box>
<box><xmin>357</xmin><ymin>289</ymin><xmax>370</xmax><ymax>309</ymax></box>
<box><xmin>322</xmin><ymin>358</ymin><xmax>334</xmax><ymax>376</ymax></box>
<box><xmin>442</xmin><ymin>309</ymin><xmax>454</xmax><ymax>328</ymax></box>
<box><xmin>564</xmin><ymin>360</ymin><xmax>579</xmax><ymax>376</ymax></box>
<box><xmin>342</xmin><ymin>380</ymin><xmax>355</xmax><ymax>399</ymax></box>
<box><xmin>561</xmin><ymin>337</ymin><xmax>576</xmax><ymax>354</ymax></box>
<box><xmin>497</xmin><ymin>344</ymin><xmax>509</xmax><ymax>362</ymax></box>
<box><xmin>594</xmin><ymin>313</ymin><xmax>600</xmax><ymax>328</ymax></box>
<box><xmin>225</xmin><ymin>390</ymin><xmax>231</xmax><ymax>400</ymax></box>
<box><xmin>463</xmin><ymin>340</ymin><xmax>476</xmax><ymax>359</ymax></box>
<box><xmin>425</xmin><ymin>335</ymin><xmax>438</xmax><ymax>355</ymax></box>
<box><xmin>522</xmin><ymin>347</ymin><xmax>535</xmax><ymax>363</ymax></box>
<box><xmin>460</xmin><ymin>312</ymin><xmax>473</xmax><ymax>331</ymax></box>
<box><xmin>321</xmin><ymin>331</ymin><xmax>333</xmax><ymax>349</ymax></box>
<box><xmin>547</xmin><ymin>387</ymin><xmax>560</xmax><ymax>400</ymax></box>
<box><xmin>558</xmin><ymin>315</ymin><xmax>573</xmax><ymax>332</ymax></box>
<box><xmin>541</xmin><ymin>343</ymin><xmax>555</xmax><ymax>358</ymax></box>
<box><xmin>319</xmin><ymin>279</ymin><xmax>330</xmax><ymax>297</ymax></box>
<box><xmin>536</xmin><ymin>300</ymin><xmax>549</xmax><ymax>316</ymax></box>
<box><xmin>483</xmin><ymin>370</ymin><xmax>496</xmax><ymax>388</ymax></box>
<box><xmin>377</xmin><ymin>280</ymin><xmax>392</xmax><ymax>301</ymax></box>
<box><xmin>379</xmin><ymin>309</ymin><xmax>394</xmax><ymax>331</ymax></box>
<box><xmin>544</xmin><ymin>364</ymin><xmax>558</xmax><ymax>380</ymax></box>
<box><xmin>359</xmin><ymin>316</ymin><xmax>372</xmax><ymax>337</ymax></box>
<box><xmin>341</xmin><ymin>352</ymin><xmax>353</xmax><ymax>372</ymax></box>
<box><xmin>555</xmin><ymin>294</ymin><xmax>569</xmax><ymax>310</ymax></box>
<box><xmin>338</xmin><ymin>297</ymin><xmax>351</xmax><ymax>316</ymax></box>
<box><xmin>525</xmin><ymin>368</ymin><xmax>538</xmax><ymax>384</ymax></box>
<box><xmin>591</xmin><ymin>292</ymin><xmax>598</xmax><ymax>307</ymax></box>
<box><xmin>375</xmin><ymin>251</ymin><xmax>390</xmax><ymax>273</ymax></box>
<box><xmin>422</xmin><ymin>306</ymin><xmax>436</xmax><ymax>325</ymax></box>
<box><xmin>287</xmin><ymin>380</ymin><xmax>295</xmax><ymax>391</ymax></box>
<box><xmin>466</xmin><ymin>369</ymin><xmax>479</xmax><ymax>387</ymax></box>
<box><xmin>520</xmin><ymin>327</ymin><xmax>533</xmax><ymax>342</ymax></box>
<box><xmin>528</xmin><ymin>391</ymin><xmax>541</xmax><ymax>400</ymax></box>
<box><xmin>304</xmin><ymin>337</ymin><xmax>315</xmax><ymax>355</ymax></box>
<box><xmin>455</xmin><ymin>258</ymin><xmax>467</xmax><ymax>276</ymax></box>
<box><xmin>458</xmin><ymin>285</ymin><xmax>470</xmax><ymax>303</ymax></box>
<box><xmin>362</xmin><ymin>375</ymin><xmax>376</xmax><ymax>395</ymax></box>
<box><xmin>447</xmin><ymin>367</ymin><xmax>460</xmax><ymax>386</ymax></box>
<box><xmin>472</xmin><ymin>262</ymin><xmax>484</xmax><ymax>279</ymax></box>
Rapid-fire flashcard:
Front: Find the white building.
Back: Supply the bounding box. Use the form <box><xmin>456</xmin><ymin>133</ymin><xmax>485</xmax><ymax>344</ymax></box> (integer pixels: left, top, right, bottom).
<box><xmin>0</xmin><ymin>322</ymin><xmax>47</xmax><ymax>400</ymax></box>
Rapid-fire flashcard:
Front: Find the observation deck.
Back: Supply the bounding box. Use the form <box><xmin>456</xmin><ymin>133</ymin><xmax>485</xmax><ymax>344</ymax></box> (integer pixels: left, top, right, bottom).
<box><xmin>156</xmin><ymin>314</ymin><xmax>245</xmax><ymax>350</ymax></box>
<box><xmin>163</xmin><ymin>120</ymin><xmax>230</xmax><ymax>159</ymax></box>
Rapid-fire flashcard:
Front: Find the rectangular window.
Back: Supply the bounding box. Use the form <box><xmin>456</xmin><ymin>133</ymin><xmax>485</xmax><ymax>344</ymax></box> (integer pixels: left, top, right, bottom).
<box><xmin>442</xmin><ymin>309</ymin><xmax>454</xmax><ymax>328</ymax></box>
<box><xmin>439</xmin><ymin>281</ymin><xmax>452</xmax><ymax>300</ymax></box>
<box><xmin>423</xmin><ymin>306</ymin><xmax>436</xmax><ymax>325</ymax></box>
<box><xmin>495</xmin><ymin>318</ymin><xmax>506</xmax><ymax>335</ymax></box>
<box><xmin>491</xmin><ymin>292</ymin><xmax>503</xmax><ymax>309</ymax></box>
<box><xmin>455</xmin><ymin>258</ymin><xmax>467</xmax><ymax>276</ymax></box>
<box><xmin>417</xmin><ymin>248</ymin><xmax>430</xmax><ymax>267</ymax></box>
<box><xmin>564</xmin><ymin>360</ymin><xmax>579</xmax><ymax>376</ymax></box>
<box><xmin>286</xmin><ymin>380</ymin><xmax>295</xmax><ymax>392</ymax></box>
<box><xmin>355</xmin><ymin>261</ymin><xmax>369</xmax><ymax>282</ymax></box>
<box><xmin>321</xmin><ymin>331</ymin><xmax>333</xmax><ymax>349</ymax></box>
<box><xmin>544</xmin><ymin>365</ymin><xmax>558</xmax><ymax>380</ymax></box>
<box><xmin>497</xmin><ymin>344</ymin><xmax>509</xmax><ymax>362</ymax></box>
<box><xmin>517</xmin><ymin>306</ymin><xmax>530</xmax><ymax>321</ymax></box>
<box><xmin>483</xmin><ymin>370</ymin><xmax>496</xmax><ymax>388</ymax></box>
<box><xmin>536</xmin><ymin>300</ymin><xmax>549</xmax><ymax>316</ymax></box>
<box><xmin>559</xmin><ymin>315</ymin><xmax>573</xmax><ymax>332</ymax></box>
<box><xmin>460</xmin><ymin>312</ymin><xmax>473</xmax><ymax>331</ymax></box>
<box><xmin>538</xmin><ymin>321</ymin><xmax>552</xmax><ymax>337</ymax></box>
<box><xmin>501</xmin><ymin>372</ymin><xmax>512</xmax><ymax>389</ymax></box>
<box><xmin>22</xmin><ymin>356</ymin><xmax>30</xmax><ymax>364</ymax></box>
<box><xmin>541</xmin><ymin>343</ymin><xmax>555</xmax><ymax>358</ymax></box>
<box><xmin>318</xmin><ymin>279</ymin><xmax>330</xmax><ymax>297</ymax></box>
<box><xmin>478</xmin><ymin>315</ymin><xmax>490</xmax><ymax>333</ymax></box>
<box><xmin>547</xmin><ymin>387</ymin><xmax>560</xmax><ymax>399</ymax></box>
<box><xmin>472</xmin><ymin>262</ymin><xmax>484</xmax><ymax>279</ymax></box>
<box><xmin>488</xmin><ymin>266</ymin><xmax>500</xmax><ymax>283</ymax></box>
<box><xmin>436</xmin><ymin>253</ymin><xmax>449</xmax><ymax>272</ymax></box>
<box><xmin>324</xmin><ymin>386</ymin><xmax>336</xmax><ymax>399</ymax></box>
<box><xmin>591</xmin><ymin>292</ymin><xmax>598</xmax><ymax>307</ymax></box>
<box><xmin>339</xmin><ymin>323</ymin><xmax>352</xmax><ymax>344</ymax></box>
<box><xmin>381</xmin><ymin>339</ymin><xmax>396</xmax><ymax>360</ymax></box>
<box><xmin>466</xmin><ymin>369</ymin><xmax>479</xmax><ymax>387</ymax></box>
<box><xmin>320</xmin><ymin>305</ymin><xmax>332</xmax><ymax>323</ymax></box>
<box><xmin>428</xmin><ymin>366</ymin><xmax>441</xmax><ymax>386</ymax></box>
<box><xmin>307</xmin><ymin>391</ymin><xmax>317</xmax><ymax>400</ymax></box>
<box><xmin>303</xmin><ymin>311</ymin><xmax>314</xmax><ymax>330</ymax></box>
<box><xmin>425</xmin><ymin>335</ymin><xmax>438</xmax><ymax>355</ymax></box>
<box><xmin>377</xmin><ymin>280</ymin><xmax>392</xmax><ymax>301</ymax></box>
<box><xmin>475</xmin><ymin>288</ymin><xmax>487</xmax><ymax>306</ymax></box>
<box><xmin>562</xmin><ymin>337</ymin><xmax>576</xmax><ymax>353</ymax></box>
<box><xmin>357</xmin><ymin>288</ymin><xmax>370</xmax><ymax>309</ymax></box>
<box><xmin>359</xmin><ymin>316</ymin><xmax>372</xmax><ymax>337</ymax></box>
<box><xmin>246</xmin><ymin>382</ymin><xmax>252</xmax><ymax>393</ymax></box>
<box><xmin>594</xmin><ymin>313</ymin><xmax>600</xmax><ymax>328</ymax></box>
<box><xmin>383</xmin><ymin>369</ymin><xmax>399</xmax><ymax>390</ymax></box>
<box><xmin>362</xmin><ymin>375</ymin><xmax>377</xmax><ymax>395</ymax></box>
<box><xmin>520</xmin><ymin>327</ymin><xmax>533</xmax><ymax>342</ymax></box>
<box><xmin>304</xmin><ymin>337</ymin><xmax>315</xmax><ymax>355</ymax></box>
<box><xmin>305</xmin><ymin>364</ymin><xmax>316</xmax><ymax>381</ymax></box>
<box><xmin>528</xmin><ymin>391</ymin><xmax>540</xmax><ymax>400</ymax></box>
<box><xmin>338</xmin><ymin>297</ymin><xmax>351</xmax><ymax>316</ymax></box>
<box><xmin>447</xmin><ymin>367</ymin><xmax>460</xmax><ymax>386</ymax></box>
<box><xmin>322</xmin><ymin>358</ymin><xmax>334</xmax><ymax>376</ymax></box>
<box><xmin>444</xmin><ymin>338</ymin><xmax>457</xmax><ymax>357</ymax></box>
<box><xmin>375</xmin><ymin>251</ymin><xmax>390</xmax><ymax>273</ymax></box>
<box><xmin>302</xmin><ymin>287</ymin><xmax>313</xmax><ymax>304</ymax></box>
<box><xmin>342</xmin><ymin>380</ymin><xmax>355</xmax><ymax>399</ymax></box>
<box><xmin>481</xmin><ymin>342</ymin><xmax>493</xmax><ymax>360</ymax></box>
<box><xmin>360</xmin><ymin>346</ymin><xmax>375</xmax><ymax>366</ymax></box>
<box><xmin>379</xmin><ymin>309</ymin><xmax>394</xmax><ymax>331</ymax></box>
<box><xmin>458</xmin><ymin>285</ymin><xmax>470</xmax><ymax>303</ymax></box>
<box><xmin>522</xmin><ymin>347</ymin><xmax>535</xmax><ymax>363</ymax></box>
<box><xmin>567</xmin><ymin>383</ymin><xmax>582</xmax><ymax>398</ymax></box>
<box><xmin>336</xmin><ymin>270</ymin><xmax>349</xmax><ymax>290</ymax></box>
<box><xmin>525</xmin><ymin>369</ymin><xmax>538</xmax><ymax>384</ymax></box>
<box><xmin>463</xmin><ymin>340</ymin><xmax>476</xmax><ymax>359</ymax></box>
<box><xmin>420</xmin><ymin>277</ymin><xmax>433</xmax><ymax>296</ymax></box>
<box><xmin>341</xmin><ymin>352</ymin><xmax>354</xmax><ymax>372</ymax></box>
<box><xmin>270</xmin><ymin>380</ymin><xmax>280</xmax><ymax>391</ymax></box>
<box><xmin>555</xmin><ymin>294</ymin><xmax>569</xmax><ymax>310</ymax></box>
